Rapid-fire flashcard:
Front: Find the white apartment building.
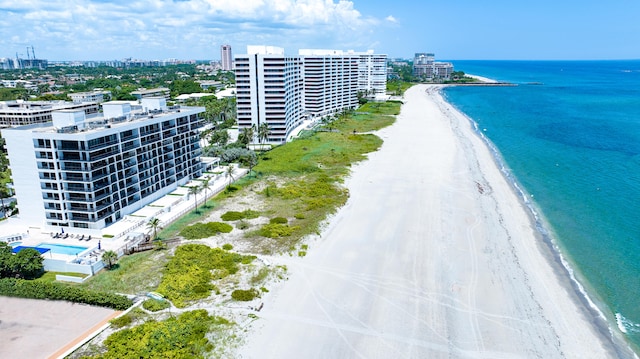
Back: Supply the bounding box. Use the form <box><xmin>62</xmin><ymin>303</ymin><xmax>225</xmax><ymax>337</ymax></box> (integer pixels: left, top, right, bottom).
<box><xmin>413</xmin><ymin>53</ymin><xmax>454</xmax><ymax>80</ymax></box>
<box><xmin>1</xmin><ymin>100</ymin><xmax>204</xmax><ymax>230</ymax></box>
<box><xmin>130</xmin><ymin>87</ymin><xmax>171</xmax><ymax>100</ymax></box>
<box><xmin>0</xmin><ymin>101</ymin><xmax>99</xmax><ymax>127</ymax></box>
<box><xmin>353</xmin><ymin>50</ymin><xmax>387</xmax><ymax>96</ymax></box>
<box><xmin>235</xmin><ymin>46</ymin><xmax>304</xmax><ymax>143</ymax></box>
<box><xmin>236</xmin><ymin>46</ymin><xmax>385</xmax><ymax>143</ymax></box>
<box><xmin>298</xmin><ymin>49</ymin><xmax>359</xmax><ymax>119</ymax></box>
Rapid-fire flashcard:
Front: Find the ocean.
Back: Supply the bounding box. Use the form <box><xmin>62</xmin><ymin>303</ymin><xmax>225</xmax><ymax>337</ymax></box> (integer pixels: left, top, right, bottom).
<box><xmin>443</xmin><ymin>60</ymin><xmax>640</xmax><ymax>352</ymax></box>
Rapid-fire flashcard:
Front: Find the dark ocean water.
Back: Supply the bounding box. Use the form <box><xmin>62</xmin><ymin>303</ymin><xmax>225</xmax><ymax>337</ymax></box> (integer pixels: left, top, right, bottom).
<box><xmin>444</xmin><ymin>60</ymin><xmax>640</xmax><ymax>351</ymax></box>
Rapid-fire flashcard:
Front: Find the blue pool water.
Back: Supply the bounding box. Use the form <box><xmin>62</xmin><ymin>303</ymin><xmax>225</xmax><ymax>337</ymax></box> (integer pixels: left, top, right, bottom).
<box><xmin>35</xmin><ymin>242</ymin><xmax>88</xmax><ymax>256</ymax></box>
<box><xmin>9</xmin><ymin>241</ymin><xmax>22</xmax><ymax>247</ymax></box>
<box><xmin>444</xmin><ymin>60</ymin><xmax>640</xmax><ymax>352</ymax></box>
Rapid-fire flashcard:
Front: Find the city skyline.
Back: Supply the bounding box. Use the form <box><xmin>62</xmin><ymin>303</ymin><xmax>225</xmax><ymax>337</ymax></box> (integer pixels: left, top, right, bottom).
<box><xmin>1</xmin><ymin>0</ymin><xmax>640</xmax><ymax>61</ymax></box>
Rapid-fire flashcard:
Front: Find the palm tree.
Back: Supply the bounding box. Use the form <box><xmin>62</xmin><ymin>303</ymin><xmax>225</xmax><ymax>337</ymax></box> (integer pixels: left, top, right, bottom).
<box><xmin>225</xmin><ymin>164</ymin><xmax>235</xmax><ymax>189</ymax></box>
<box><xmin>257</xmin><ymin>122</ymin><xmax>270</xmax><ymax>145</ymax></box>
<box><xmin>102</xmin><ymin>250</ymin><xmax>118</xmax><ymax>270</ymax></box>
<box><xmin>189</xmin><ymin>185</ymin><xmax>201</xmax><ymax>213</ymax></box>
<box><xmin>238</xmin><ymin>125</ymin><xmax>255</xmax><ymax>146</ymax></box>
<box><xmin>147</xmin><ymin>217</ymin><xmax>162</xmax><ymax>241</ymax></box>
<box><xmin>200</xmin><ymin>178</ymin><xmax>212</xmax><ymax>208</ymax></box>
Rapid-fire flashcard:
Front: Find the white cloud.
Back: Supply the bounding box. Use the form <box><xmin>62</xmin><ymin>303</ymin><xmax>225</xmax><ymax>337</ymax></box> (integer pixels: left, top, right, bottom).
<box><xmin>385</xmin><ymin>15</ymin><xmax>397</xmax><ymax>23</ymax></box>
<box><xmin>0</xmin><ymin>0</ymin><xmax>382</xmax><ymax>60</ymax></box>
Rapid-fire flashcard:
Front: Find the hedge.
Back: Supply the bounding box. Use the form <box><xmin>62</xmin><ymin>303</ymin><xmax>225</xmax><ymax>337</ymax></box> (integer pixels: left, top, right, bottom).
<box><xmin>0</xmin><ymin>278</ymin><xmax>132</xmax><ymax>310</ymax></box>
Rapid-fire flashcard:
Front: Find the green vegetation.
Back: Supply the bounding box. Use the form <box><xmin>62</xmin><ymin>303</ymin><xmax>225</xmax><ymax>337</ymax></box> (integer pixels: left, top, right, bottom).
<box><xmin>231</xmin><ymin>288</ymin><xmax>259</xmax><ymax>301</ymax></box>
<box><xmin>34</xmin><ymin>271</ymin><xmax>87</xmax><ymax>283</ymax></box>
<box><xmin>179</xmin><ymin>221</ymin><xmax>233</xmax><ymax>239</ymax></box>
<box><xmin>142</xmin><ymin>298</ymin><xmax>171</xmax><ymax>312</ymax></box>
<box><xmin>82</xmin><ymin>250</ymin><xmax>169</xmax><ymax>294</ymax></box>
<box><xmin>222</xmin><ymin>243</ymin><xmax>233</xmax><ymax>250</ymax></box>
<box><xmin>0</xmin><ymin>278</ymin><xmax>132</xmax><ymax>310</ymax></box>
<box><xmin>85</xmin><ymin>310</ymin><xmax>230</xmax><ymax>359</ymax></box>
<box><xmin>0</xmin><ymin>243</ymin><xmax>44</xmax><ymax>279</ymax></box>
<box><xmin>101</xmin><ymin>250</ymin><xmax>118</xmax><ymax>270</ymax></box>
<box><xmin>269</xmin><ymin>217</ymin><xmax>288</xmax><ymax>224</ymax></box>
<box><xmin>257</xmin><ymin>223</ymin><xmax>298</xmax><ymax>239</ymax></box>
<box><xmin>221</xmin><ymin>209</ymin><xmax>260</xmax><ymax>221</ymax></box>
<box><xmin>156</xmin><ymin>244</ymin><xmax>255</xmax><ymax>308</ymax></box>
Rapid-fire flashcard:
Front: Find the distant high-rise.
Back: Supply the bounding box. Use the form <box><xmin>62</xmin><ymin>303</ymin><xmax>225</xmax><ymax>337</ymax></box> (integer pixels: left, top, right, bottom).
<box><xmin>221</xmin><ymin>45</ymin><xmax>233</xmax><ymax>71</ymax></box>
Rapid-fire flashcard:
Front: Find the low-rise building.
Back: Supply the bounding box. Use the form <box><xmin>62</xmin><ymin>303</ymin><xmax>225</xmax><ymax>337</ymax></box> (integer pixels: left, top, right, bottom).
<box><xmin>0</xmin><ymin>101</ymin><xmax>99</xmax><ymax>127</ymax></box>
<box><xmin>130</xmin><ymin>87</ymin><xmax>171</xmax><ymax>100</ymax></box>
<box><xmin>68</xmin><ymin>90</ymin><xmax>111</xmax><ymax>104</ymax></box>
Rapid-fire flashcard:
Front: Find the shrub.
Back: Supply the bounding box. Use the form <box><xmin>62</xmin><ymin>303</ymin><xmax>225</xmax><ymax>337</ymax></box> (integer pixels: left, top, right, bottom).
<box><xmin>294</xmin><ymin>213</ymin><xmax>306</xmax><ymax>219</ymax></box>
<box><xmin>221</xmin><ymin>211</ymin><xmax>243</xmax><ymax>221</ymax></box>
<box><xmin>179</xmin><ymin>221</ymin><xmax>233</xmax><ymax>239</ymax></box>
<box><xmin>98</xmin><ymin>310</ymin><xmax>228</xmax><ymax>358</ymax></box>
<box><xmin>231</xmin><ymin>288</ymin><xmax>259</xmax><ymax>301</ymax></box>
<box><xmin>258</xmin><ymin>223</ymin><xmax>297</xmax><ymax>238</ymax></box>
<box><xmin>242</xmin><ymin>209</ymin><xmax>260</xmax><ymax>219</ymax></box>
<box><xmin>222</xmin><ymin>243</ymin><xmax>233</xmax><ymax>250</ymax></box>
<box><xmin>157</xmin><ymin>244</ymin><xmax>255</xmax><ymax>308</ymax></box>
<box><xmin>143</xmin><ymin>298</ymin><xmax>171</xmax><ymax>312</ymax></box>
<box><xmin>110</xmin><ymin>315</ymin><xmax>133</xmax><ymax>328</ymax></box>
<box><xmin>269</xmin><ymin>217</ymin><xmax>288</xmax><ymax>224</ymax></box>
<box><xmin>0</xmin><ymin>278</ymin><xmax>132</xmax><ymax>310</ymax></box>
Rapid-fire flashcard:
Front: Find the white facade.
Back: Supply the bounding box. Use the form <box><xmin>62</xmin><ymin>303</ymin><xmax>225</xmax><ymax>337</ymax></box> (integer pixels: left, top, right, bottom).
<box><xmin>69</xmin><ymin>91</ymin><xmax>110</xmax><ymax>104</ymax></box>
<box><xmin>0</xmin><ymin>101</ymin><xmax>99</xmax><ymax>127</ymax></box>
<box><xmin>299</xmin><ymin>50</ymin><xmax>359</xmax><ymax>118</ymax></box>
<box><xmin>235</xmin><ymin>46</ymin><xmax>304</xmax><ymax>143</ymax></box>
<box><xmin>2</xmin><ymin>103</ymin><xmax>205</xmax><ymax>230</ymax></box>
<box><xmin>236</xmin><ymin>46</ymin><xmax>384</xmax><ymax>143</ymax></box>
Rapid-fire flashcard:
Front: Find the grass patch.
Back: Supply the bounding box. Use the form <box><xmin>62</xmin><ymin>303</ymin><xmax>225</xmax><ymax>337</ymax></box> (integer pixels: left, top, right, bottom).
<box><xmin>35</xmin><ymin>271</ymin><xmax>88</xmax><ymax>283</ymax></box>
<box><xmin>231</xmin><ymin>288</ymin><xmax>259</xmax><ymax>301</ymax></box>
<box><xmin>220</xmin><ymin>209</ymin><xmax>259</xmax><ymax>221</ymax></box>
<box><xmin>156</xmin><ymin>244</ymin><xmax>255</xmax><ymax>308</ymax></box>
<box><xmin>179</xmin><ymin>221</ymin><xmax>233</xmax><ymax>239</ymax></box>
<box><xmin>81</xmin><ymin>250</ymin><xmax>169</xmax><ymax>295</ymax></box>
<box><xmin>142</xmin><ymin>298</ymin><xmax>171</xmax><ymax>312</ymax></box>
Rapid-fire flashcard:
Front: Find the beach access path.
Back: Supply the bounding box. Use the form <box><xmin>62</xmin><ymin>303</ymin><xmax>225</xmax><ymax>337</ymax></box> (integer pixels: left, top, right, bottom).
<box><xmin>239</xmin><ymin>85</ymin><xmax>625</xmax><ymax>358</ymax></box>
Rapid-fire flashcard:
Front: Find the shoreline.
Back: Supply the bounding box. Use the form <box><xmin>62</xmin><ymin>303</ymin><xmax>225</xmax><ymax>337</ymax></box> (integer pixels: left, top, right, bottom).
<box><xmin>438</xmin><ymin>85</ymin><xmax>638</xmax><ymax>358</ymax></box>
<box><xmin>238</xmin><ymin>84</ymin><xmax>634</xmax><ymax>358</ymax></box>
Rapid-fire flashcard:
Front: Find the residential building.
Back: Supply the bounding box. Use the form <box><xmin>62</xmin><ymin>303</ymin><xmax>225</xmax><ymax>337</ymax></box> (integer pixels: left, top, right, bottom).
<box><xmin>413</xmin><ymin>53</ymin><xmax>435</xmax><ymax>78</ymax></box>
<box><xmin>130</xmin><ymin>87</ymin><xmax>171</xmax><ymax>100</ymax></box>
<box><xmin>413</xmin><ymin>53</ymin><xmax>454</xmax><ymax>80</ymax></box>
<box><xmin>235</xmin><ymin>46</ymin><xmax>385</xmax><ymax>144</ymax></box>
<box><xmin>352</xmin><ymin>50</ymin><xmax>387</xmax><ymax>96</ymax></box>
<box><xmin>221</xmin><ymin>45</ymin><xmax>233</xmax><ymax>71</ymax></box>
<box><xmin>235</xmin><ymin>46</ymin><xmax>304</xmax><ymax>143</ymax></box>
<box><xmin>1</xmin><ymin>101</ymin><xmax>204</xmax><ymax>230</ymax></box>
<box><xmin>68</xmin><ymin>90</ymin><xmax>111</xmax><ymax>104</ymax></box>
<box><xmin>0</xmin><ymin>101</ymin><xmax>99</xmax><ymax>127</ymax></box>
<box><xmin>298</xmin><ymin>49</ymin><xmax>359</xmax><ymax>118</ymax></box>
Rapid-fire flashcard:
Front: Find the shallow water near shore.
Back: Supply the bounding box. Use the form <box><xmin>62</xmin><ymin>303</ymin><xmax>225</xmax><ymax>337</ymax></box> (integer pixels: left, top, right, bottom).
<box><xmin>444</xmin><ymin>60</ymin><xmax>640</xmax><ymax>352</ymax></box>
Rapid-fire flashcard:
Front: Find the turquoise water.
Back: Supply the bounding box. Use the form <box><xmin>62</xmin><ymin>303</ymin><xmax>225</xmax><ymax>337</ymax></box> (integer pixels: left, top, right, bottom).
<box><xmin>35</xmin><ymin>242</ymin><xmax>88</xmax><ymax>256</ymax></box>
<box><xmin>443</xmin><ymin>60</ymin><xmax>640</xmax><ymax>351</ymax></box>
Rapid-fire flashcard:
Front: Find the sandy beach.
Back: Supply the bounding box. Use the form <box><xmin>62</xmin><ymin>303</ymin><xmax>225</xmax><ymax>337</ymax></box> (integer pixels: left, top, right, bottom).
<box><xmin>237</xmin><ymin>84</ymin><xmax>632</xmax><ymax>358</ymax></box>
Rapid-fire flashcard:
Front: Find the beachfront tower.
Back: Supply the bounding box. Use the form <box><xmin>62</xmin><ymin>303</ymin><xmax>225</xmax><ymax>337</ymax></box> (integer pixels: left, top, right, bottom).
<box><xmin>1</xmin><ymin>102</ymin><xmax>205</xmax><ymax>231</ymax></box>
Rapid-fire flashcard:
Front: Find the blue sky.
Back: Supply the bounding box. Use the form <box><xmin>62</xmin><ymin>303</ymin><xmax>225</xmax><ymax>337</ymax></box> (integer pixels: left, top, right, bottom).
<box><xmin>1</xmin><ymin>0</ymin><xmax>639</xmax><ymax>61</ymax></box>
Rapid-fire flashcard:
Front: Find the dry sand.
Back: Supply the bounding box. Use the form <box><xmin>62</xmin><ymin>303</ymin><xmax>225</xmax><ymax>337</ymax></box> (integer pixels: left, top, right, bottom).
<box><xmin>238</xmin><ymin>85</ymin><xmax>629</xmax><ymax>358</ymax></box>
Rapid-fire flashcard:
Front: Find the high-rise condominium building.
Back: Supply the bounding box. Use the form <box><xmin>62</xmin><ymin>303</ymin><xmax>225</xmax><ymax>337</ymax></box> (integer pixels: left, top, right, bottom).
<box><xmin>235</xmin><ymin>46</ymin><xmax>304</xmax><ymax>143</ymax></box>
<box><xmin>354</xmin><ymin>50</ymin><xmax>388</xmax><ymax>96</ymax></box>
<box><xmin>413</xmin><ymin>53</ymin><xmax>453</xmax><ymax>80</ymax></box>
<box><xmin>235</xmin><ymin>46</ymin><xmax>385</xmax><ymax>144</ymax></box>
<box><xmin>221</xmin><ymin>45</ymin><xmax>233</xmax><ymax>71</ymax></box>
<box><xmin>298</xmin><ymin>49</ymin><xmax>359</xmax><ymax>119</ymax></box>
<box><xmin>1</xmin><ymin>99</ymin><xmax>204</xmax><ymax>230</ymax></box>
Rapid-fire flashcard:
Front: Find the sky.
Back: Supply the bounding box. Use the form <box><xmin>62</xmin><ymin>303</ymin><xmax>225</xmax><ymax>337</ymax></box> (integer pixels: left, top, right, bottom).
<box><xmin>1</xmin><ymin>0</ymin><xmax>639</xmax><ymax>61</ymax></box>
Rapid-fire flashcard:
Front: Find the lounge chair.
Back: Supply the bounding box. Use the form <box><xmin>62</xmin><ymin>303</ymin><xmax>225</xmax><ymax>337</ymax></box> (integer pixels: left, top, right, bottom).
<box><xmin>79</xmin><ymin>235</ymin><xmax>84</xmax><ymax>241</ymax></box>
<box><xmin>87</xmin><ymin>235</ymin><xmax>92</xmax><ymax>241</ymax></box>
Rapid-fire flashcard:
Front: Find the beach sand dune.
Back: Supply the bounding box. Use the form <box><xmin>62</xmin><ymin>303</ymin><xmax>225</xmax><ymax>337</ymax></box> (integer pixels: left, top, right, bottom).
<box><xmin>239</xmin><ymin>85</ymin><xmax>626</xmax><ymax>358</ymax></box>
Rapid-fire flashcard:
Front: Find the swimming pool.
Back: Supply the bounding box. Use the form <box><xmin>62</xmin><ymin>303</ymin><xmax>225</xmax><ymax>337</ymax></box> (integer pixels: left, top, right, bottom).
<box><xmin>9</xmin><ymin>241</ymin><xmax>22</xmax><ymax>247</ymax></box>
<box><xmin>35</xmin><ymin>243</ymin><xmax>88</xmax><ymax>256</ymax></box>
